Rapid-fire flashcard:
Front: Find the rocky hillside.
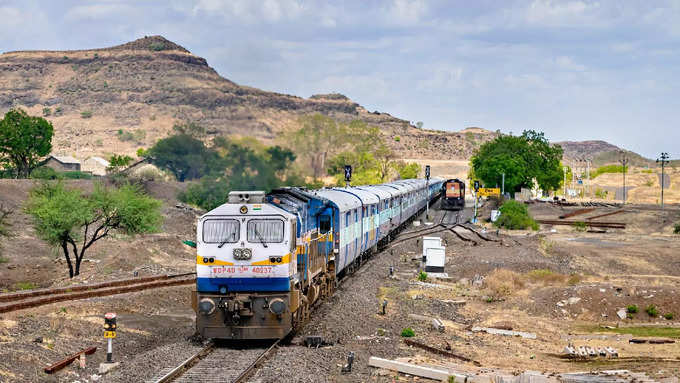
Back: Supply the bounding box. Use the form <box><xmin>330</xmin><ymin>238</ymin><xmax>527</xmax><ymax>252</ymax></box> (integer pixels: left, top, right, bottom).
<box><xmin>556</xmin><ymin>140</ymin><xmax>653</xmax><ymax>167</ymax></box>
<box><xmin>0</xmin><ymin>36</ymin><xmax>492</xmax><ymax>161</ymax></box>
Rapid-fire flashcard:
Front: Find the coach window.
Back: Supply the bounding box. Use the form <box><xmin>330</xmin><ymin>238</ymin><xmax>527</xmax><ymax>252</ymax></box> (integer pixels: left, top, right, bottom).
<box><xmin>319</xmin><ymin>215</ymin><xmax>331</xmax><ymax>234</ymax></box>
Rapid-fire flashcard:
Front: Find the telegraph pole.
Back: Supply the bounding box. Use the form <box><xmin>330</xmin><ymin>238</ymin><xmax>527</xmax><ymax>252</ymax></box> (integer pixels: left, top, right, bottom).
<box><xmin>657</xmin><ymin>152</ymin><xmax>669</xmax><ymax>210</ymax></box>
<box><xmin>563</xmin><ymin>166</ymin><xmax>568</xmax><ymax>198</ymax></box>
<box><xmin>618</xmin><ymin>152</ymin><xmax>629</xmax><ymax>204</ymax></box>
<box><xmin>586</xmin><ymin>158</ymin><xmax>591</xmax><ymax>198</ymax></box>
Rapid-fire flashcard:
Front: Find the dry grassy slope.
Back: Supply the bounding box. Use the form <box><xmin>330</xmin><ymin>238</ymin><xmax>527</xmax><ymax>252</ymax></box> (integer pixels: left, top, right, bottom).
<box><xmin>0</xmin><ymin>35</ymin><xmax>491</xmax><ymax>161</ymax></box>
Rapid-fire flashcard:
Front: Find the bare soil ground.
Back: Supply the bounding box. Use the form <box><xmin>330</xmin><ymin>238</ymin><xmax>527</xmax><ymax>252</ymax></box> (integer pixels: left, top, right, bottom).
<box><xmin>1</xmin><ymin>195</ymin><xmax>680</xmax><ymax>382</ymax></box>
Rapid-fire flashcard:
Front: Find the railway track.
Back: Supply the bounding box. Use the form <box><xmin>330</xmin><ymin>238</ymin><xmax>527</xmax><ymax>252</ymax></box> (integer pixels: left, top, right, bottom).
<box><xmin>388</xmin><ymin>209</ymin><xmax>500</xmax><ymax>248</ymax></box>
<box><xmin>0</xmin><ymin>273</ymin><xmax>196</xmax><ymax>314</ymax></box>
<box><xmin>150</xmin><ymin>340</ymin><xmax>280</xmax><ymax>383</ymax></box>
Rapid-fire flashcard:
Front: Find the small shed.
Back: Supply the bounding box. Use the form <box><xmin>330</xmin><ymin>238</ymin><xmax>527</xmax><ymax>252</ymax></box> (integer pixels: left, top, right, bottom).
<box><xmin>82</xmin><ymin>156</ymin><xmax>110</xmax><ymax>176</ymax></box>
<box><xmin>43</xmin><ymin>156</ymin><xmax>81</xmax><ymax>172</ymax></box>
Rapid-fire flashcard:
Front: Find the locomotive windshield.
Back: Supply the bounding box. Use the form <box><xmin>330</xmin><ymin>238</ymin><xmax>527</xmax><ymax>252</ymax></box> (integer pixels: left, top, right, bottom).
<box><xmin>247</xmin><ymin>219</ymin><xmax>284</xmax><ymax>243</ymax></box>
<box><xmin>203</xmin><ymin>219</ymin><xmax>240</xmax><ymax>243</ymax></box>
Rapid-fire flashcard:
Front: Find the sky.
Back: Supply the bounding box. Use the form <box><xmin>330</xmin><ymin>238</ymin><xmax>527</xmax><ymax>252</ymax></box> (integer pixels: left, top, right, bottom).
<box><xmin>1</xmin><ymin>0</ymin><xmax>678</xmax><ymax>159</ymax></box>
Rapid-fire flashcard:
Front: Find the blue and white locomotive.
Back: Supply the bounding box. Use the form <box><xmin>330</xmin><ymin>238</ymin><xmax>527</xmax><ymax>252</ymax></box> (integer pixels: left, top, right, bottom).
<box><xmin>193</xmin><ymin>178</ymin><xmax>443</xmax><ymax>339</ymax></box>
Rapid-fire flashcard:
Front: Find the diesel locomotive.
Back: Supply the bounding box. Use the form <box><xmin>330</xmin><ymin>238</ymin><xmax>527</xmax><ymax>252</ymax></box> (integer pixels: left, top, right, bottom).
<box><xmin>192</xmin><ymin>178</ymin><xmax>443</xmax><ymax>339</ymax></box>
<box><xmin>440</xmin><ymin>178</ymin><xmax>466</xmax><ymax>210</ymax></box>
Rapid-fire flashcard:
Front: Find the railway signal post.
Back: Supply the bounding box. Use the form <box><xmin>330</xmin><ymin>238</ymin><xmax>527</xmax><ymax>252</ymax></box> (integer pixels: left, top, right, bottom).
<box><xmin>104</xmin><ymin>313</ymin><xmax>117</xmax><ymax>362</ymax></box>
<box><xmin>472</xmin><ymin>180</ymin><xmax>480</xmax><ymax>224</ymax></box>
<box><xmin>99</xmin><ymin>312</ymin><xmax>120</xmax><ymax>374</ymax></box>
<box><xmin>425</xmin><ymin>165</ymin><xmax>430</xmax><ymax>220</ymax></box>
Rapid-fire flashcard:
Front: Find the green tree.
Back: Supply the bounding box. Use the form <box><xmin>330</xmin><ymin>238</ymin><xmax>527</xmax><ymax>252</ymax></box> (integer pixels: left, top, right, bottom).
<box><xmin>107</xmin><ymin>154</ymin><xmax>134</xmax><ymax>173</ymax></box>
<box><xmin>394</xmin><ymin>161</ymin><xmax>421</xmax><ymax>179</ymax></box>
<box><xmin>0</xmin><ymin>108</ymin><xmax>54</xmax><ymax>178</ymax></box>
<box><xmin>289</xmin><ymin>114</ymin><xmax>343</xmax><ymax>179</ymax></box>
<box><xmin>0</xmin><ymin>204</ymin><xmax>12</xmax><ymax>257</ymax></box>
<box><xmin>172</xmin><ymin>122</ymin><xmax>206</xmax><ymax>138</ymax></box>
<box><xmin>147</xmin><ymin>134</ymin><xmax>222</xmax><ymax>181</ymax></box>
<box><xmin>25</xmin><ymin>182</ymin><xmax>162</xmax><ymax>278</ymax></box>
<box><xmin>373</xmin><ymin>143</ymin><xmax>396</xmax><ymax>182</ymax></box>
<box><xmin>470</xmin><ymin>130</ymin><xmax>563</xmax><ymax>193</ymax></box>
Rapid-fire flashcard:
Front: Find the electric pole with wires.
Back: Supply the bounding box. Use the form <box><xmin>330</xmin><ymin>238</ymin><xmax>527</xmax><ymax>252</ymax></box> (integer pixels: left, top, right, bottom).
<box><xmin>618</xmin><ymin>152</ymin><xmax>629</xmax><ymax>204</ymax></box>
<box><xmin>656</xmin><ymin>152</ymin><xmax>669</xmax><ymax>210</ymax></box>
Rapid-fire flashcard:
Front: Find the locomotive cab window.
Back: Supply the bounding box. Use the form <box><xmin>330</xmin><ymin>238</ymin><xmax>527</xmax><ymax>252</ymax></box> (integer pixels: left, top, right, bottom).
<box><xmin>247</xmin><ymin>219</ymin><xmax>284</xmax><ymax>243</ymax></box>
<box><xmin>319</xmin><ymin>215</ymin><xmax>331</xmax><ymax>234</ymax></box>
<box><xmin>203</xmin><ymin>219</ymin><xmax>240</xmax><ymax>243</ymax></box>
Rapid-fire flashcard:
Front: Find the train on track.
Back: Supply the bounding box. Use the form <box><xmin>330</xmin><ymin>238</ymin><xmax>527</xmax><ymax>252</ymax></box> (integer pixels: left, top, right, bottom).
<box><xmin>440</xmin><ymin>178</ymin><xmax>466</xmax><ymax>211</ymax></box>
<box><xmin>192</xmin><ymin>178</ymin><xmax>443</xmax><ymax>339</ymax></box>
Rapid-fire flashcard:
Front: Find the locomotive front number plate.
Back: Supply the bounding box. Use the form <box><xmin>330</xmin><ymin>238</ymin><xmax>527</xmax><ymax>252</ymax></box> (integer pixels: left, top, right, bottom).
<box><xmin>104</xmin><ymin>331</ymin><xmax>116</xmax><ymax>338</ymax></box>
<box><xmin>210</xmin><ymin>266</ymin><xmax>274</xmax><ymax>276</ymax></box>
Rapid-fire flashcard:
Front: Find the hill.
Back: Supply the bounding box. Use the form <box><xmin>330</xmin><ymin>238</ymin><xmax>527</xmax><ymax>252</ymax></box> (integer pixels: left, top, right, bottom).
<box><xmin>555</xmin><ymin>140</ymin><xmax>654</xmax><ymax>167</ymax></box>
<box><xmin>0</xmin><ymin>36</ymin><xmax>493</xmax><ymax>161</ymax></box>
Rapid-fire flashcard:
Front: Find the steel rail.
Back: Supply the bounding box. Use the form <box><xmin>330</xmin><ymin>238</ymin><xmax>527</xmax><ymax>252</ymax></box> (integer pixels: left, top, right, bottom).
<box><xmin>0</xmin><ymin>274</ymin><xmax>196</xmax><ymax>314</ymax></box>
<box><xmin>152</xmin><ymin>342</ymin><xmax>215</xmax><ymax>383</ymax></box>
<box><xmin>233</xmin><ymin>339</ymin><xmax>281</xmax><ymax>383</ymax></box>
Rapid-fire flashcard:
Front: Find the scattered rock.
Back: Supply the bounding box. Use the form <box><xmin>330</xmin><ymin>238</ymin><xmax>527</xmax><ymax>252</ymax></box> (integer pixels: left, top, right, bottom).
<box><xmin>567</xmin><ymin>297</ymin><xmax>581</xmax><ymax>305</ymax></box>
<box><xmin>617</xmin><ymin>308</ymin><xmax>627</xmax><ymax>320</ymax></box>
<box><xmin>98</xmin><ymin>362</ymin><xmax>120</xmax><ymax>375</ymax></box>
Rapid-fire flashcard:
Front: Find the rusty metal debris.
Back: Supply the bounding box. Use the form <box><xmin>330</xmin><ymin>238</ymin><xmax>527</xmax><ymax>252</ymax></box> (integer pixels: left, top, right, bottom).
<box><xmin>586</xmin><ymin>209</ymin><xmax>626</xmax><ymax>220</ymax></box>
<box><xmin>559</xmin><ymin>208</ymin><xmax>597</xmax><ymax>219</ymax></box>
<box><xmin>629</xmin><ymin>338</ymin><xmax>675</xmax><ymax>344</ymax></box>
<box><xmin>403</xmin><ymin>338</ymin><xmax>481</xmax><ymax>366</ymax></box>
<box><xmin>44</xmin><ymin>346</ymin><xmax>97</xmax><ymax>374</ymax></box>
<box><xmin>536</xmin><ymin>219</ymin><xmax>626</xmax><ymax>229</ymax></box>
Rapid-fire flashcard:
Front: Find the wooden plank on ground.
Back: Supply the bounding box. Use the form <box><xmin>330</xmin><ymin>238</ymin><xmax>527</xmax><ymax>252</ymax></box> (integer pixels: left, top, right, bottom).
<box><xmin>586</xmin><ymin>210</ymin><xmax>626</xmax><ymax>220</ymax></box>
<box><xmin>45</xmin><ymin>346</ymin><xmax>97</xmax><ymax>374</ymax></box>
<box><xmin>559</xmin><ymin>208</ymin><xmax>596</xmax><ymax>219</ymax></box>
<box><xmin>368</xmin><ymin>357</ymin><xmax>466</xmax><ymax>381</ymax></box>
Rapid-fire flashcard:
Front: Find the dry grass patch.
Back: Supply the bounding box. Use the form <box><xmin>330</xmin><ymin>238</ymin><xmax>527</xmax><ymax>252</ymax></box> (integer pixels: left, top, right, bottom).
<box><xmin>485</xmin><ymin>269</ymin><xmax>525</xmax><ymax>299</ymax></box>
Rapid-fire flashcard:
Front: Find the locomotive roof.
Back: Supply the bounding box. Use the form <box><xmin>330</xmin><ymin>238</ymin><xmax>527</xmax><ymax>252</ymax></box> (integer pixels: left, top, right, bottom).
<box><xmin>332</xmin><ymin>187</ymin><xmax>380</xmax><ymax>205</ymax></box>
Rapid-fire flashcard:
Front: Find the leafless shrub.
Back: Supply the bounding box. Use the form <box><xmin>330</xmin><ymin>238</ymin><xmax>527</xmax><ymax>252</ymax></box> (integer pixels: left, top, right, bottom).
<box><xmin>485</xmin><ymin>269</ymin><xmax>525</xmax><ymax>299</ymax></box>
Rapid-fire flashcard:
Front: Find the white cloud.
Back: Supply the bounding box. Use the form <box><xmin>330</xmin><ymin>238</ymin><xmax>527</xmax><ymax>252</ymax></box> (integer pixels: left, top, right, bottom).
<box><xmin>192</xmin><ymin>0</ymin><xmax>305</xmax><ymax>23</ymax></box>
<box><xmin>64</xmin><ymin>3</ymin><xmax>137</xmax><ymax>22</ymax></box>
<box><xmin>525</xmin><ymin>0</ymin><xmax>601</xmax><ymax>27</ymax></box>
<box><xmin>554</xmin><ymin>56</ymin><xmax>586</xmax><ymax>71</ymax></box>
<box><xmin>417</xmin><ymin>63</ymin><xmax>463</xmax><ymax>92</ymax></box>
<box><xmin>382</xmin><ymin>0</ymin><xmax>428</xmax><ymax>26</ymax></box>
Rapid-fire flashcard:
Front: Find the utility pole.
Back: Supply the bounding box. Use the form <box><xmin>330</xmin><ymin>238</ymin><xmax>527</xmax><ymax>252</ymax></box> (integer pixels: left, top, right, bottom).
<box><xmin>618</xmin><ymin>152</ymin><xmax>629</xmax><ymax>204</ymax></box>
<box><xmin>586</xmin><ymin>158</ymin><xmax>591</xmax><ymax>199</ymax></box>
<box><xmin>657</xmin><ymin>152</ymin><xmax>670</xmax><ymax>210</ymax></box>
<box><xmin>563</xmin><ymin>166</ymin><xmax>568</xmax><ymax>198</ymax></box>
<box><xmin>425</xmin><ymin>165</ymin><xmax>430</xmax><ymax>221</ymax></box>
<box><xmin>501</xmin><ymin>173</ymin><xmax>505</xmax><ymax>196</ymax></box>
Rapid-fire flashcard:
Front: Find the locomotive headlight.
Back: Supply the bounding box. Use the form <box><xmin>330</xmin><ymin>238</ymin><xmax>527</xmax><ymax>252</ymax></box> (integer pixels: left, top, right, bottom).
<box><xmin>268</xmin><ymin>298</ymin><xmax>286</xmax><ymax>315</ymax></box>
<box><xmin>198</xmin><ymin>298</ymin><xmax>216</xmax><ymax>315</ymax></box>
<box><xmin>233</xmin><ymin>248</ymin><xmax>252</xmax><ymax>260</ymax></box>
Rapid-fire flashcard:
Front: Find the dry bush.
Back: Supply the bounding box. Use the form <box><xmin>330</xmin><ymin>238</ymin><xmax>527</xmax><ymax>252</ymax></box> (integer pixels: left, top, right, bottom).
<box><xmin>485</xmin><ymin>269</ymin><xmax>525</xmax><ymax>299</ymax></box>
<box><xmin>526</xmin><ymin>269</ymin><xmax>566</xmax><ymax>285</ymax></box>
